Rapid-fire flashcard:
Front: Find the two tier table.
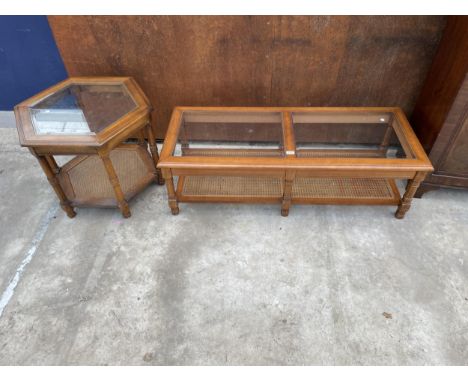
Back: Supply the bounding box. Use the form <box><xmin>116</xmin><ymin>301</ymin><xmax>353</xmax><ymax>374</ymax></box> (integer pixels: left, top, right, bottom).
<box><xmin>157</xmin><ymin>107</ymin><xmax>433</xmax><ymax>218</ymax></box>
<box><xmin>14</xmin><ymin>77</ymin><xmax>164</xmax><ymax>218</ymax></box>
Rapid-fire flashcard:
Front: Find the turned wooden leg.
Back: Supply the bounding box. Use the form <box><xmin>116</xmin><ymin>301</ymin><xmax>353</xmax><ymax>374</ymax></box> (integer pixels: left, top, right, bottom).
<box><xmin>378</xmin><ymin>118</ymin><xmax>394</xmax><ymax>157</ymax></box>
<box><xmin>395</xmin><ymin>172</ymin><xmax>426</xmax><ymax>219</ymax></box>
<box><xmin>45</xmin><ymin>155</ymin><xmax>60</xmax><ymax>174</ymax></box>
<box><xmin>146</xmin><ymin>124</ymin><xmax>164</xmax><ymax>185</ymax></box>
<box><xmin>163</xmin><ymin>170</ymin><xmax>179</xmax><ymax>215</ymax></box>
<box><xmin>181</xmin><ymin>142</ymin><xmax>189</xmax><ymax>156</ymax></box>
<box><xmin>180</xmin><ymin>123</ymin><xmax>189</xmax><ymax>156</ymax></box>
<box><xmin>34</xmin><ymin>153</ymin><xmax>76</xmax><ymax>218</ymax></box>
<box><xmin>100</xmin><ymin>152</ymin><xmax>131</xmax><ymax>218</ymax></box>
<box><xmin>281</xmin><ymin>172</ymin><xmax>295</xmax><ymax>217</ymax></box>
<box><xmin>136</xmin><ymin>130</ymin><xmax>147</xmax><ymax>148</ymax></box>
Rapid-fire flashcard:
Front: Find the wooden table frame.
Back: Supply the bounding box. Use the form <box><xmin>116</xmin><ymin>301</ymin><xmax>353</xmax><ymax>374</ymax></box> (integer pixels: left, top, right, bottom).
<box><xmin>158</xmin><ymin>106</ymin><xmax>433</xmax><ymax>218</ymax></box>
<box><xmin>14</xmin><ymin>77</ymin><xmax>164</xmax><ymax>219</ymax></box>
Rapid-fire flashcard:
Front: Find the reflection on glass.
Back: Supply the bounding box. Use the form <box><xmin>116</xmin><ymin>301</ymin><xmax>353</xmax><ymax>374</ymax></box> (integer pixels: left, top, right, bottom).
<box><xmin>292</xmin><ymin>111</ymin><xmax>412</xmax><ymax>159</ymax></box>
<box><xmin>175</xmin><ymin>111</ymin><xmax>284</xmax><ymax>158</ymax></box>
<box><xmin>30</xmin><ymin>84</ymin><xmax>137</xmax><ymax>135</ymax></box>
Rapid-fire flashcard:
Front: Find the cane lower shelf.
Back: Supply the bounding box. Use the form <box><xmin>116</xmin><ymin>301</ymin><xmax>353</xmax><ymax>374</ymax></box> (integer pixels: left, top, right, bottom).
<box><xmin>158</xmin><ymin>107</ymin><xmax>433</xmax><ymax>218</ymax></box>
<box><xmin>177</xmin><ymin>175</ymin><xmax>400</xmax><ymax>205</ymax></box>
<box><xmin>58</xmin><ymin>145</ymin><xmax>156</xmax><ymax>207</ymax></box>
<box><xmin>14</xmin><ymin>77</ymin><xmax>163</xmax><ymax>218</ymax></box>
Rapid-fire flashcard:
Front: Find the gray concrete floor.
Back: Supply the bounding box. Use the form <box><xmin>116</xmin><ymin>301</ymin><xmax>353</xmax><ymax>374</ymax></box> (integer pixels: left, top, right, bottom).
<box><xmin>0</xmin><ymin>119</ymin><xmax>467</xmax><ymax>365</ymax></box>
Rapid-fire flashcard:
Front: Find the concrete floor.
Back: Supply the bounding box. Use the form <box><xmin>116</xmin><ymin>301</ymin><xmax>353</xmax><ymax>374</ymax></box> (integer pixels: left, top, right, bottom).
<box><xmin>0</xmin><ymin>118</ymin><xmax>467</xmax><ymax>365</ymax></box>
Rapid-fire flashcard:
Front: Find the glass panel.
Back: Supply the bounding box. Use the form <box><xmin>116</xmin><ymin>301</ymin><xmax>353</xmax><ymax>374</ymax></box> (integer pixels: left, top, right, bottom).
<box><xmin>292</xmin><ymin>111</ymin><xmax>413</xmax><ymax>159</ymax></box>
<box><xmin>30</xmin><ymin>84</ymin><xmax>137</xmax><ymax>135</ymax></box>
<box><xmin>174</xmin><ymin>111</ymin><xmax>284</xmax><ymax>157</ymax></box>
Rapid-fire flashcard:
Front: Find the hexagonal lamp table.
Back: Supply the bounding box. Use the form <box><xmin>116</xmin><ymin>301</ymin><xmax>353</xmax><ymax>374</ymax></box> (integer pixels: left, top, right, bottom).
<box><xmin>14</xmin><ymin>77</ymin><xmax>163</xmax><ymax>218</ymax></box>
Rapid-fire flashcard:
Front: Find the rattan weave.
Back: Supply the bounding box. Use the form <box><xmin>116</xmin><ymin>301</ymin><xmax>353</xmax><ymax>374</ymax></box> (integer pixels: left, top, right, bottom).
<box><xmin>292</xmin><ymin>177</ymin><xmax>394</xmax><ymax>199</ymax></box>
<box><xmin>182</xmin><ymin>148</ymin><xmax>384</xmax><ymax>158</ymax></box>
<box><xmin>183</xmin><ymin>148</ymin><xmax>282</xmax><ymax>157</ymax></box>
<box><xmin>180</xmin><ymin>175</ymin><xmax>396</xmax><ymax>200</ymax></box>
<box><xmin>63</xmin><ymin>147</ymin><xmax>151</xmax><ymax>200</ymax></box>
<box><xmin>182</xmin><ymin>176</ymin><xmax>284</xmax><ymax>197</ymax></box>
<box><xmin>297</xmin><ymin>149</ymin><xmax>384</xmax><ymax>158</ymax></box>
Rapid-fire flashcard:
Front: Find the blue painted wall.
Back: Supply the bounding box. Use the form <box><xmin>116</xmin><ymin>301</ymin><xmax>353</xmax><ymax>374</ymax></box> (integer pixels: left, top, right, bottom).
<box><xmin>0</xmin><ymin>16</ymin><xmax>67</xmax><ymax>110</ymax></box>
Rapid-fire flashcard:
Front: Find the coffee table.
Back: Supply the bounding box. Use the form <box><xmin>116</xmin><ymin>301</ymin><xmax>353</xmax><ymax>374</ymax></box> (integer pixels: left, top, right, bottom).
<box><xmin>14</xmin><ymin>77</ymin><xmax>163</xmax><ymax>218</ymax></box>
<box><xmin>158</xmin><ymin>107</ymin><xmax>433</xmax><ymax>218</ymax></box>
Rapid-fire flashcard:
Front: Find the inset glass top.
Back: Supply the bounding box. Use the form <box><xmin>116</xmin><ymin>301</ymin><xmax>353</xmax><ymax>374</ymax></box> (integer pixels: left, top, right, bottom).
<box><xmin>174</xmin><ymin>111</ymin><xmax>284</xmax><ymax>157</ymax></box>
<box><xmin>168</xmin><ymin>109</ymin><xmax>415</xmax><ymax>160</ymax></box>
<box><xmin>30</xmin><ymin>83</ymin><xmax>137</xmax><ymax>135</ymax></box>
<box><xmin>291</xmin><ymin>111</ymin><xmax>412</xmax><ymax>159</ymax></box>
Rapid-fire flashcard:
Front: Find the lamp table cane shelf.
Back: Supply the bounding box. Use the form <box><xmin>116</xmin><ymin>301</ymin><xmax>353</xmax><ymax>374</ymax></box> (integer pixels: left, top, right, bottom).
<box><xmin>157</xmin><ymin>107</ymin><xmax>433</xmax><ymax>218</ymax></box>
<box><xmin>14</xmin><ymin>77</ymin><xmax>164</xmax><ymax>218</ymax></box>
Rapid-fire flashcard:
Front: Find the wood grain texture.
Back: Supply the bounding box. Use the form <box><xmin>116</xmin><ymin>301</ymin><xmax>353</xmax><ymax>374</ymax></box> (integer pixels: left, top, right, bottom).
<box><xmin>157</xmin><ymin>106</ymin><xmax>432</xmax><ymax>217</ymax></box>
<box><xmin>48</xmin><ymin>16</ymin><xmax>446</xmax><ymax>139</ymax></box>
<box><xmin>411</xmin><ymin>16</ymin><xmax>468</xmax><ymax>151</ymax></box>
<box><xmin>411</xmin><ymin>16</ymin><xmax>468</xmax><ymax>196</ymax></box>
<box><xmin>15</xmin><ymin>77</ymin><xmax>161</xmax><ymax>218</ymax></box>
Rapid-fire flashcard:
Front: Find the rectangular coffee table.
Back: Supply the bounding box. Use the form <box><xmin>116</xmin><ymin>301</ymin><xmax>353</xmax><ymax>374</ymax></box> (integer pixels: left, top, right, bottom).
<box><xmin>157</xmin><ymin>107</ymin><xmax>433</xmax><ymax>218</ymax></box>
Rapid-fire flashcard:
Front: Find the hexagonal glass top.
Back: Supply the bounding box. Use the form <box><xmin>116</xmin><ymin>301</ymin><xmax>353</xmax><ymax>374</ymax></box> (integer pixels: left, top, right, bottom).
<box><xmin>30</xmin><ymin>83</ymin><xmax>137</xmax><ymax>135</ymax></box>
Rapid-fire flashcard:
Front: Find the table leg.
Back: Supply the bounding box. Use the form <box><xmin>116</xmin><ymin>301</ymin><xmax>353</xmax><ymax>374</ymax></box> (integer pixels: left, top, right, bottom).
<box><xmin>100</xmin><ymin>152</ymin><xmax>131</xmax><ymax>218</ymax></box>
<box><xmin>45</xmin><ymin>155</ymin><xmax>60</xmax><ymax>174</ymax></box>
<box><xmin>180</xmin><ymin>122</ymin><xmax>189</xmax><ymax>156</ymax></box>
<box><xmin>378</xmin><ymin>114</ymin><xmax>394</xmax><ymax>156</ymax></box>
<box><xmin>34</xmin><ymin>153</ymin><xmax>76</xmax><ymax>218</ymax></box>
<box><xmin>379</xmin><ymin>126</ymin><xmax>393</xmax><ymax>156</ymax></box>
<box><xmin>146</xmin><ymin>124</ymin><xmax>164</xmax><ymax>185</ymax></box>
<box><xmin>136</xmin><ymin>130</ymin><xmax>147</xmax><ymax>148</ymax></box>
<box><xmin>281</xmin><ymin>171</ymin><xmax>295</xmax><ymax>217</ymax></box>
<box><xmin>395</xmin><ymin>172</ymin><xmax>426</xmax><ymax>219</ymax></box>
<box><xmin>162</xmin><ymin>170</ymin><xmax>179</xmax><ymax>215</ymax></box>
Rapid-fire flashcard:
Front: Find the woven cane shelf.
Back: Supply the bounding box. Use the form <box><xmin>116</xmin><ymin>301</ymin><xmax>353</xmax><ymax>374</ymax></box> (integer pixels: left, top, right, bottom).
<box><xmin>15</xmin><ymin>77</ymin><xmax>163</xmax><ymax>218</ymax></box>
<box><xmin>58</xmin><ymin>145</ymin><xmax>155</xmax><ymax>207</ymax></box>
<box><xmin>292</xmin><ymin>177</ymin><xmax>400</xmax><ymax>204</ymax></box>
<box><xmin>177</xmin><ymin>175</ymin><xmax>400</xmax><ymax>205</ymax></box>
<box><xmin>158</xmin><ymin>107</ymin><xmax>433</xmax><ymax>218</ymax></box>
<box><xmin>182</xmin><ymin>148</ymin><xmax>283</xmax><ymax>157</ymax></box>
<box><xmin>296</xmin><ymin>149</ymin><xmax>386</xmax><ymax>158</ymax></box>
<box><xmin>182</xmin><ymin>148</ymin><xmax>385</xmax><ymax>158</ymax></box>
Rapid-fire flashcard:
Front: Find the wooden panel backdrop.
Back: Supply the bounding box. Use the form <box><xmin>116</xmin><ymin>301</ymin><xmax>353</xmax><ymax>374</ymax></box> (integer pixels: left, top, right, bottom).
<box><xmin>48</xmin><ymin>16</ymin><xmax>446</xmax><ymax>139</ymax></box>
